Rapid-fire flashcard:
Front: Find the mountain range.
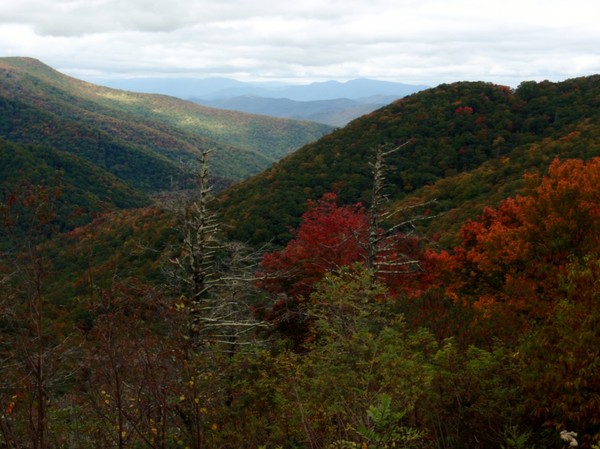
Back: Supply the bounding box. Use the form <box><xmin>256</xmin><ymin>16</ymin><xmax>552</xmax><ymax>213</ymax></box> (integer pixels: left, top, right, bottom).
<box><xmin>94</xmin><ymin>76</ymin><xmax>428</xmax><ymax>126</ymax></box>
<box><xmin>3</xmin><ymin>58</ymin><xmax>599</xmax><ymax>248</ymax></box>
<box><xmin>93</xmin><ymin>76</ymin><xmax>428</xmax><ymax>101</ymax></box>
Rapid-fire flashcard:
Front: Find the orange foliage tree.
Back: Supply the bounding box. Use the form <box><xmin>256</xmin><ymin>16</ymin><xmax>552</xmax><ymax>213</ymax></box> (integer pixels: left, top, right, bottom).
<box><xmin>518</xmin><ymin>256</ymin><xmax>600</xmax><ymax>442</ymax></box>
<box><xmin>432</xmin><ymin>157</ymin><xmax>600</xmax><ymax>334</ymax></box>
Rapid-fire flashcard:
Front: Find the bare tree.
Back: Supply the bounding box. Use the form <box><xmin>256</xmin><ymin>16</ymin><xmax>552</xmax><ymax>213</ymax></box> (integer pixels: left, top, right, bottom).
<box><xmin>168</xmin><ymin>151</ymin><xmax>269</xmax><ymax>349</ymax></box>
<box><xmin>365</xmin><ymin>143</ymin><xmax>437</xmax><ymax>276</ymax></box>
<box><xmin>169</xmin><ymin>150</ymin><xmax>221</xmax><ymax>342</ymax></box>
<box><xmin>164</xmin><ymin>151</ymin><xmax>272</xmax><ymax>448</ymax></box>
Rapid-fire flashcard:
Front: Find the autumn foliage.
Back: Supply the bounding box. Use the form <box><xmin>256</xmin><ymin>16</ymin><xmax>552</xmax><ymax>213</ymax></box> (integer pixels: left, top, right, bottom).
<box><xmin>258</xmin><ymin>192</ymin><xmax>433</xmax><ymax>342</ymax></box>
<box><xmin>260</xmin><ymin>193</ymin><xmax>368</xmax><ymax>299</ymax></box>
<box><xmin>432</xmin><ymin>157</ymin><xmax>600</xmax><ymax>330</ymax></box>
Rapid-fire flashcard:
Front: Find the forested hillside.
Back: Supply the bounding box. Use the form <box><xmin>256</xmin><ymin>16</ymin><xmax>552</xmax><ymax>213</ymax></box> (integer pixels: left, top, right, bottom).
<box><xmin>0</xmin><ymin>138</ymin><xmax>149</xmax><ymax>229</ymax></box>
<box><xmin>220</xmin><ymin>76</ymin><xmax>600</xmax><ymax>245</ymax></box>
<box><xmin>0</xmin><ymin>57</ymin><xmax>333</xmax><ymax>189</ymax></box>
<box><xmin>1</xmin><ymin>70</ymin><xmax>599</xmax><ymax>449</ymax></box>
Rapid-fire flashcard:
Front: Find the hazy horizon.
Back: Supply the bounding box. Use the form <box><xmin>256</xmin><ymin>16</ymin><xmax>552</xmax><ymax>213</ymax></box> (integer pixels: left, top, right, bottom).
<box><xmin>1</xmin><ymin>0</ymin><xmax>599</xmax><ymax>88</ymax></box>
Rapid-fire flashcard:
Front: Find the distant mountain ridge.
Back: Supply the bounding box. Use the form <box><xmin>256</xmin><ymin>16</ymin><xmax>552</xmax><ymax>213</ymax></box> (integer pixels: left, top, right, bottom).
<box><xmin>192</xmin><ymin>96</ymin><xmax>397</xmax><ymax>127</ymax></box>
<box><xmin>93</xmin><ymin>76</ymin><xmax>428</xmax><ymax>101</ymax></box>
<box><xmin>202</xmin><ymin>78</ymin><xmax>428</xmax><ymax>101</ymax></box>
<box><xmin>93</xmin><ymin>76</ymin><xmax>428</xmax><ymax>126</ymax></box>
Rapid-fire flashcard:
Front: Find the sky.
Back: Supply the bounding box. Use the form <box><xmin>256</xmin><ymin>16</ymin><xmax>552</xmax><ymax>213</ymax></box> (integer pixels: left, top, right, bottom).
<box><xmin>1</xmin><ymin>0</ymin><xmax>599</xmax><ymax>87</ymax></box>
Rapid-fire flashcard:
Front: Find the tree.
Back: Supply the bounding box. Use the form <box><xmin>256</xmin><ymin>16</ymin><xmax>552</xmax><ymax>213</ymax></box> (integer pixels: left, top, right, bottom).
<box><xmin>260</xmin><ymin>144</ymin><xmax>432</xmax><ymax>342</ymax></box>
<box><xmin>169</xmin><ymin>151</ymin><xmax>221</xmax><ymax>343</ymax></box>
<box><xmin>79</xmin><ymin>280</ymin><xmax>182</xmax><ymax>449</ymax></box>
<box><xmin>167</xmin><ymin>151</ymin><xmax>270</xmax><ymax>448</ymax></box>
<box><xmin>259</xmin><ymin>193</ymin><xmax>369</xmax><ymax>341</ymax></box>
<box><xmin>366</xmin><ymin>142</ymin><xmax>427</xmax><ymax>275</ymax></box>
<box><xmin>169</xmin><ymin>151</ymin><xmax>268</xmax><ymax>350</ymax></box>
<box><xmin>518</xmin><ymin>256</ymin><xmax>600</xmax><ymax>443</ymax></box>
<box><xmin>260</xmin><ymin>192</ymin><xmax>368</xmax><ymax>298</ymax></box>
<box><xmin>432</xmin><ymin>157</ymin><xmax>600</xmax><ymax>337</ymax></box>
<box><xmin>365</xmin><ymin>143</ymin><xmax>435</xmax><ymax>297</ymax></box>
<box><xmin>266</xmin><ymin>266</ymin><xmax>433</xmax><ymax>448</ymax></box>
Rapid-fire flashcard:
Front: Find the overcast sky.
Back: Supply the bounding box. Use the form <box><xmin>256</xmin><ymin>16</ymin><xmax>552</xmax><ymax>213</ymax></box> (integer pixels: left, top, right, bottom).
<box><xmin>1</xmin><ymin>0</ymin><xmax>599</xmax><ymax>87</ymax></box>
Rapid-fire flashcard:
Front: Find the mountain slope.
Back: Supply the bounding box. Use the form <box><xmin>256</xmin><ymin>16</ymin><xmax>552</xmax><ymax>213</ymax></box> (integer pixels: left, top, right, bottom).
<box><xmin>0</xmin><ymin>57</ymin><xmax>333</xmax><ymax>188</ymax></box>
<box><xmin>0</xmin><ymin>138</ymin><xmax>151</xmax><ymax>247</ymax></box>
<box><xmin>219</xmin><ymin>77</ymin><xmax>600</xmax><ymax>245</ymax></box>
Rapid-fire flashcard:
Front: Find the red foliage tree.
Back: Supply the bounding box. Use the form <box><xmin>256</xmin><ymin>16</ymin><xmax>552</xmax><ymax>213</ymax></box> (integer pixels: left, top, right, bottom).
<box><xmin>260</xmin><ymin>193</ymin><xmax>368</xmax><ymax>300</ymax></box>
<box><xmin>455</xmin><ymin>105</ymin><xmax>474</xmax><ymax>115</ymax></box>
<box><xmin>259</xmin><ymin>193</ymin><xmax>427</xmax><ymax>341</ymax></box>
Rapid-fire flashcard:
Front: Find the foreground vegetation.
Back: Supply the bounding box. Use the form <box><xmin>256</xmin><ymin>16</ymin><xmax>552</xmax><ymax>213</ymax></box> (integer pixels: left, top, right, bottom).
<box><xmin>1</xmin><ymin>155</ymin><xmax>598</xmax><ymax>449</ymax></box>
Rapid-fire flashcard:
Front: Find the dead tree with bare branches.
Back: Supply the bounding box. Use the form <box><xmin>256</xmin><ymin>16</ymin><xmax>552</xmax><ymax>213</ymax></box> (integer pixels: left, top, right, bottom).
<box><xmin>168</xmin><ymin>151</ymin><xmax>269</xmax><ymax>350</ymax></box>
<box><xmin>365</xmin><ymin>143</ymin><xmax>437</xmax><ymax>277</ymax></box>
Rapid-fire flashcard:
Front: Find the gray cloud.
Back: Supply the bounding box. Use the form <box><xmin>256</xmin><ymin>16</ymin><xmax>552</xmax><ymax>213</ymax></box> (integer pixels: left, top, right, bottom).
<box><xmin>1</xmin><ymin>0</ymin><xmax>599</xmax><ymax>86</ymax></box>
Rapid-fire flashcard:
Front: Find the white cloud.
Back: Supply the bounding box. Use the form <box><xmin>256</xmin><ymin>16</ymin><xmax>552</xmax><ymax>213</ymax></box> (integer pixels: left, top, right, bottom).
<box><xmin>1</xmin><ymin>0</ymin><xmax>599</xmax><ymax>86</ymax></box>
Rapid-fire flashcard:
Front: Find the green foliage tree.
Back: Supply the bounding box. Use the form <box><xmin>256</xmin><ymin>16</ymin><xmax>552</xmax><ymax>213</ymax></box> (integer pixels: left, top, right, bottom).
<box><xmin>353</xmin><ymin>394</ymin><xmax>426</xmax><ymax>449</ymax></box>
<box><xmin>264</xmin><ymin>266</ymin><xmax>434</xmax><ymax>448</ymax></box>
